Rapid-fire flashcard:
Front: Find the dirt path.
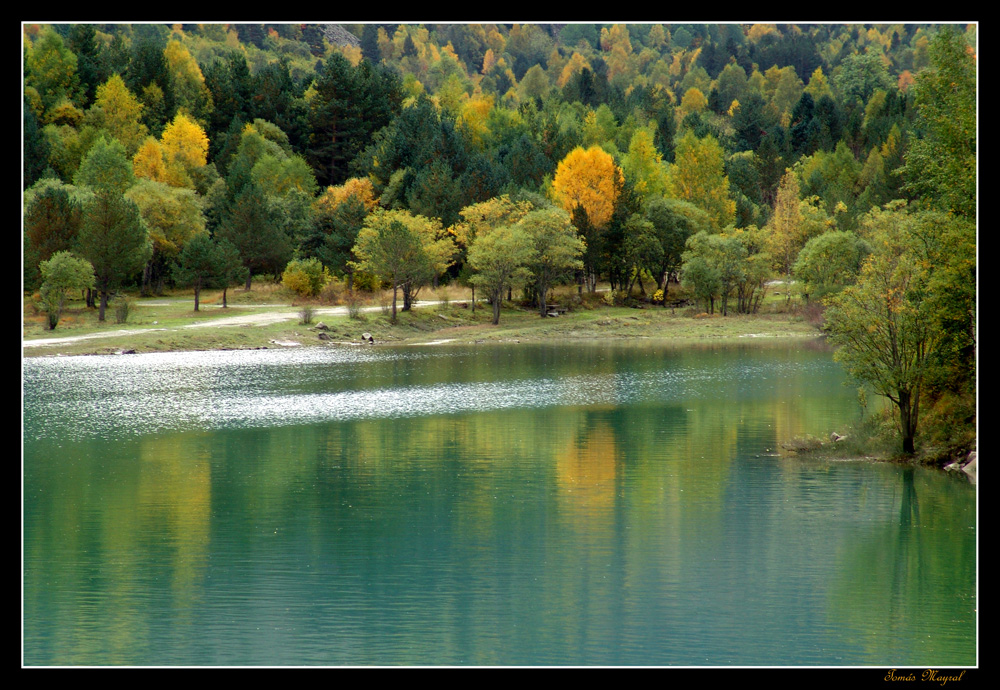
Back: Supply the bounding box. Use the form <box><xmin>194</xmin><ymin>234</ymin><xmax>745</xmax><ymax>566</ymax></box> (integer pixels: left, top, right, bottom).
<box><xmin>23</xmin><ymin>302</ymin><xmax>439</xmax><ymax>349</ymax></box>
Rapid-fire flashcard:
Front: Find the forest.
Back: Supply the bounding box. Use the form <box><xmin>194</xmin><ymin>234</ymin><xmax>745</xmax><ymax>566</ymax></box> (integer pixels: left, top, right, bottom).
<box><xmin>22</xmin><ymin>22</ymin><xmax>976</xmax><ymax>456</ymax></box>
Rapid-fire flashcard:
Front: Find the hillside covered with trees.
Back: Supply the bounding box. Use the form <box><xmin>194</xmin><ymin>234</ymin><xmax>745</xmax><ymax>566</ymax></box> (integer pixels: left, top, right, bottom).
<box><xmin>22</xmin><ymin>22</ymin><xmax>976</xmax><ymax>457</ymax></box>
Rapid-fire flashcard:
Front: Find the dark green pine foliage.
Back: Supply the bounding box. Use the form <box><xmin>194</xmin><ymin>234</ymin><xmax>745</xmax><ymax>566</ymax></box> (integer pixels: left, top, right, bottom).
<box><xmin>77</xmin><ymin>192</ymin><xmax>150</xmax><ymax>321</ymax></box>
<box><xmin>215</xmin><ymin>182</ymin><xmax>291</xmax><ymax>290</ymax></box>
<box><xmin>24</xmin><ymin>98</ymin><xmax>51</xmax><ymax>189</ymax></box>
<box><xmin>306</xmin><ymin>54</ymin><xmax>402</xmax><ymax>187</ymax></box>
<box><xmin>309</xmin><ymin>194</ymin><xmax>368</xmax><ymax>287</ymax></box>
<box><xmin>251</xmin><ymin>59</ymin><xmax>309</xmax><ymax>152</ymax></box>
<box><xmin>360</xmin><ymin>24</ymin><xmax>381</xmax><ymax>62</ymax></box>
<box><xmin>204</xmin><ymin>52</ymin><xmax>255</xmax><ymax>161</ymax></box>
<box><xmin>732</xmin><ymin>92</ymin><xmax>776</xmax><ymax>153</ymax></box>
<box><xmin>172</xmin><ymin>233</ymin><xmax>219</xmax><ymax>311</ymax></box>
<box><xmin>67</xmin><ymin>24</ymin><xmax>102</xmax><ymax>106</ymax></box>
<box><xmin>789</xmin><ymin>92</ymin><xmax>816</xmax><ymax>156</ymax></box>
<box><xmin>406</xmin><ymin>159</ymin><xmax>463</xmax><ymax>227</ymax></box>
<box><xmin>126</xmin><ymin>33</ymin><xmax>170</xmax><ymax>98</ymax></box>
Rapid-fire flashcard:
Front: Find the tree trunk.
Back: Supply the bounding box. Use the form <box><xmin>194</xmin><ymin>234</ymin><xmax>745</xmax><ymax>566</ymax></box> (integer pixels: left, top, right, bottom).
<box><xmin>98</xmin><ymin>290</ymin><xmax>108</xmax><ymax>321</ymax></box>
<box><xmin>538</xmin><ymin>284</ymin><xmax>548</xmax><ymax>317</ymax></box>
<box><xmin>897</xmin><ymin>389</ymin><xmax>917</xmax><ymax>454</ymax></box>
<box><xmin>244</xmin><ymin>270</ymin><xmax>252</xmax><ymax>291</ymax></box>
<box><xmin>194</xmin><ymin>285</ymin><xmax>201</xmax><ymax>311</ymax></box>
<box><xmin>223</xmin><ymin>287</ymin><xmax>229</xmax><ymax>308</ymax></box>
<box><xmin>391</xmin><ymin>281</ymin><xmax>398</xmax><ymax>323</ymax></box>
<box><xmin>492</xmin><ymin>292</ymin><xmax>501</xmax><ymax>325</ymax></box>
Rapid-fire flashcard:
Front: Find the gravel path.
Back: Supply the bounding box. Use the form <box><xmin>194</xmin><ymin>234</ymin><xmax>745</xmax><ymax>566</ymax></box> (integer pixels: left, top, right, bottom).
<box><xmin>23</xmin><ymin>302</ymin><xmax>439</xmax><ymax>348</ymax></box>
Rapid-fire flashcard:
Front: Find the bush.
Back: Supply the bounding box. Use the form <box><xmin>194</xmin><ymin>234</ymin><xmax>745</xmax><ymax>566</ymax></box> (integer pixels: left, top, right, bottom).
<box><xmin>112</xmin><ymin>293</ymin><xmax>134</xmax><ymax>324</ymax></box>
<box><xmin>346</xmin><ymin>291</ymin><xmax>365</xmax><ymax>320</ymax></box>
<box><xmin>282</xmin><ymin>257</ymin><xmax>331</xmax><ymax>297</ymax></box>
<box><xmin>299</xmin><ymin>305</ymin><xmax>315</xmax><ymax>324</ymax></box>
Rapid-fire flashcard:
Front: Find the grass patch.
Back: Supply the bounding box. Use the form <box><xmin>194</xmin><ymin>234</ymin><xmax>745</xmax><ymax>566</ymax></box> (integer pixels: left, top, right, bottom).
<box><xmin>24</xmin><ymin>283</ymin><xmax>827</xmax><ymax>358</ymax></box>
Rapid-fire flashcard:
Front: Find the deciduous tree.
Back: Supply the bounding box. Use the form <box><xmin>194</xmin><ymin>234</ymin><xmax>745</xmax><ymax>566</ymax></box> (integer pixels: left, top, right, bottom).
<box><xmin>467</xmin><ymin>224</ymin><xmax>535</xmax><ymax>324</ymax></box>
<box><xmin>824</xmin><ymin>203</ymin><xmax>957</xmax><ymax>454</ymax></box>
<box><xmin>518</xmin><ymin>208</ymin><xmax>585</xmax><ymax>316</ymax></box>
<box><xmin>551</xmin><ymin>144</ymin><xmax>622</xmax><ymax>234</ymax></box>
<box><xmin>668</xmin><ymin>130</ymin><xmax>735</xmax><ymax>230</ymax></box>
<box><xmin>37</xmin><ymin>251</ymin><xmax>94</xmax><ymax>329</ymax></box>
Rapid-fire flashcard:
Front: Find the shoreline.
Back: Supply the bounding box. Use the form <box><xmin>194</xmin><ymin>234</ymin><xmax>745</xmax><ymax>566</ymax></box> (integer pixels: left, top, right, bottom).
<box><xmin>23</xmin><ymin>298</ymin><xmax>827</xmax><ymax>358</ymax></box>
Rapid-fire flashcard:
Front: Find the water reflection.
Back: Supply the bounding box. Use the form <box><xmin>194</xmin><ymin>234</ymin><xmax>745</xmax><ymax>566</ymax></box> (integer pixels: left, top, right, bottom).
<box><xmin>23</xmin><ymin>341</ymin><xmax>976</xmax><ymax>665</ymax></box>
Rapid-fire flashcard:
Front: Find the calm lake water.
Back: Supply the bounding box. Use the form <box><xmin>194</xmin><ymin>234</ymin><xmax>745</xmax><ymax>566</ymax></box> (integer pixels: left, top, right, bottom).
<box><xmin>22</xmin><ymin>339</ymin><xmax>976</xmax><ymax>666</ymax></box>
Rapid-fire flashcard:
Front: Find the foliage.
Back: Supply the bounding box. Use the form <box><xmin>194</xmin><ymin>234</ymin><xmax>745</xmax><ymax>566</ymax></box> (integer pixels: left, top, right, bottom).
<box><xmin>74</xmin><ymin>134</ymin><xmax>135</xmax><ymax>194</ymax></box>
<box><xmin>668</xmin><ymin>130</ymin><xmax>736</xmax><ymax>230</ymax></box>
<box><xmin>550</xmin><ymin>145</ymin><xmax>623</xmax><ymax>230</ymax></box>
<box><xmin>902</xmin><ymin>26</ymin><xmax>976</xmax><ymax>220</ymax></box>
<box><xmin>282</xmin><ymin>257</ymin><xmax>331</xmax><ymax>297</ymax></box>
<box><xmin>37</xmin><ymin>251</ymin><xmax>94</xmax><ymax>329</ymax></box>
<box><xmin>823</xmin><ymin>203</ymin><xmax>954</xmax><ymax>454</ymax></box>
<box><xmin>353</xmin><ymin>209</ymin><xmax>454</xmax><ymax>321</ymax></box>
<box><xmin>518</xmin><ymin>207</ymin><xmax>585</xmax><ymax>316</ymax></box>
<box><xmin>77</xmin><ymin>190</ymin><xmax>151</xmax><ymax>321</ymax></box>
<box><xmin>793</xmin><ymin>230</ymin><xmax>869</xmax><ymax>298</ymax></box>
<box><xmin>467</xmin><ymin>223</ymin><xmax>535</xmax><ymax>324</ymax></box>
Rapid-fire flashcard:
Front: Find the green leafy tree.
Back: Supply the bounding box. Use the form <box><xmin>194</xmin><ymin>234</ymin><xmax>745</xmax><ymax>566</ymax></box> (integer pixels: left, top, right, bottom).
<box><xmin>454</xmin><ymin>195</ymin><xmax>536</xmax><ymax>310</ymax></box>
<box><xmin>824</xmin><ymin>203</ymin><xmax>957</xmax><ymax>454</ymax></box>
<box><xmin>37</xmin><ymin>251</ymin><xmax>95</xmax><ymax>329</ymax></box>
<box><xmin>681</xmin><ymin>230</ymin><xmax>747</xmax><ymax>315</ymax></box>
<box><xmin>518</xmin><ymin>208</ymin><xmax>585</xmax><ymax>316</ymax></box>
<box><xmin>902</xmin><ymin>26</ymin><xmax>976</xmax><ymax>220</ymax></box>
<box><xmin>353</xmin><ymin>217</ymin><xmax>426</xmax><ymax>323</ymax></box>
<box><xmin>125</xmin><ymin>179</ymin><xmax>206</xmax><ymax>295</ymax></box>
<box><xmin>793</xmin><ymin>230</ymin><xmax>869</xmax><ymax>299</ymax></box>
<box><xmin>467</xmin><ymin>224</ymin><xmax>536</xmax><ymax>325</ymax></box>
<box><xmin>643</xmin><ymin>198</ymin><xmax>712</xmax><ymax>304</ymax></box>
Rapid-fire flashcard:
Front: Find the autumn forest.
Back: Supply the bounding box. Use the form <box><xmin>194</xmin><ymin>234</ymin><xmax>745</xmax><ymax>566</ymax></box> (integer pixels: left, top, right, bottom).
<box><xmin>22</xmin><ymin>22</ymin><xmax>976</xmax><ymax>457</ymax></box>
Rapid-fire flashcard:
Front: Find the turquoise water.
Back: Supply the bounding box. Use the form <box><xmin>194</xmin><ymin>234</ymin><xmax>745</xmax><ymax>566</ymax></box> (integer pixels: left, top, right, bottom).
<box><xmin>22</xmin><ymin>340</ymin><xmax>977</xmax><ymax>666</ymax></box>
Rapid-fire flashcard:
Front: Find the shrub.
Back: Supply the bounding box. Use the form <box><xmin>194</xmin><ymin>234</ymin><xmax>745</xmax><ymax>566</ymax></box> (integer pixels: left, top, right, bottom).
<box><xmin>346</xmin><ymin>291</ymin><xmax>365</xmax><ymax>320</ymax></box>
<box><xmin>282</xmin><ymin>257</ymin><xmax>330</xmax><ymax>297</ymax></box>
<box><xmin>112</xmin><ymin>293</ymin><xmax>134</xmax><ymax>324</ymax></box>
<box><xmin>299</xmin><ymin>305</ymin><xmax>315</xmax><ymax>324</ymax></box>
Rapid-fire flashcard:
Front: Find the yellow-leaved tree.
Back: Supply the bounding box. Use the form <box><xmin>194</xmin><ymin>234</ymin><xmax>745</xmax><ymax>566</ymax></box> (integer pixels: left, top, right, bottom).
<box><xmin>92</xmin><ymin>74</ymin><xmax>148</xmax><ymax>156</ymax></box>
<box><xmin>551</xmin><ymin>145</ymin><xmax>623</xmax><ymax>231</ymax></box>
<box><xmin>159</xmin><ymin>112</ymin><xmax>209</xmax><ymax>188</ymax></box>
<box><xmin>667</xmin><ymin>131</ymin><xmax>736</xmax><ymax>231</ymax></box>
<box><xmin>132</xmin><ymin>136</ymin><xmax>169</xmax><ymax>184</ymax></box>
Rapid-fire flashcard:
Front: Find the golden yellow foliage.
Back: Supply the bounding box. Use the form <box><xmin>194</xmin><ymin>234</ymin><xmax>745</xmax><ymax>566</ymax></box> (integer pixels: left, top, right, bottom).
<box><xmin>160</xmin><ymin>112</ymin><xmax>208</xmax><ymax>188</ymax></box>
<box><xmin>315</xmin><ymin>177</ymin><xmax>379</xmax><ymax>214</ymax></box>
<box><xmin>132</xmin><ymin>137</ymin><xmax>168</xmax><ymax>183</ymax></box>
<box><xmin>551</xmin><ymin>145</ymin><xmax>623</xmax><ymax>230</ymax></box>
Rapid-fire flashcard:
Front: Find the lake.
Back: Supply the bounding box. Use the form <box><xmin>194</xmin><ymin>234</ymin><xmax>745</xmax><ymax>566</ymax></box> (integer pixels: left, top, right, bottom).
<box><xmin>22</xmin><ymin>339</ymin><xmax>977</xmax><ymax>666</ymax></box>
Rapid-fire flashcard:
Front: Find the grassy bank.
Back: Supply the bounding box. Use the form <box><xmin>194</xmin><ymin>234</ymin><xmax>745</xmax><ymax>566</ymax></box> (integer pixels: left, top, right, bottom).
<box><xmin>23</xmin><ymin>282</ymin><xmax>824</xmax><ymax>358</ymax></box>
